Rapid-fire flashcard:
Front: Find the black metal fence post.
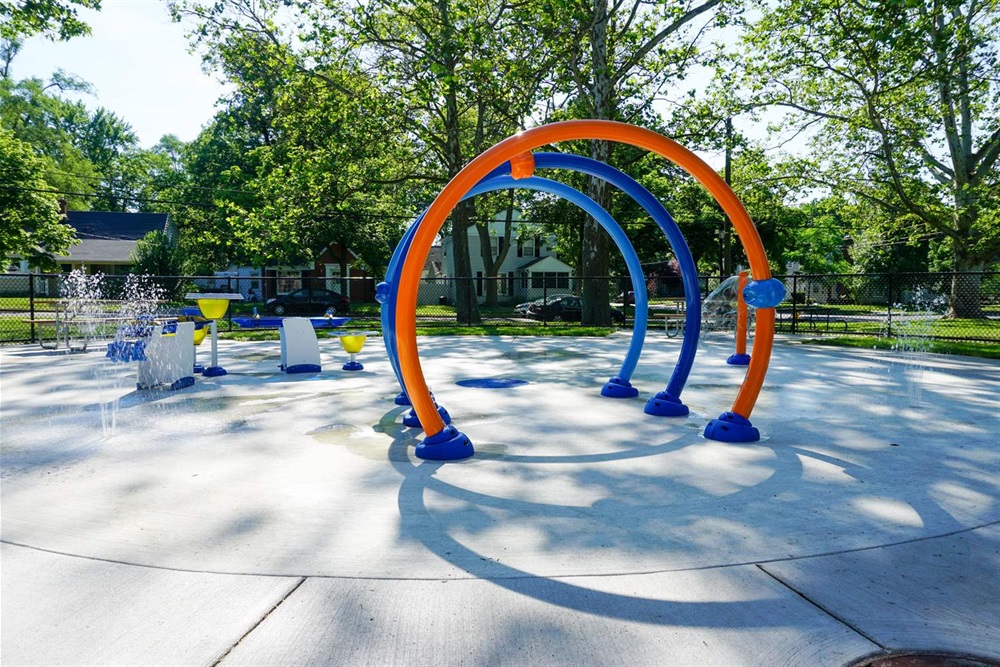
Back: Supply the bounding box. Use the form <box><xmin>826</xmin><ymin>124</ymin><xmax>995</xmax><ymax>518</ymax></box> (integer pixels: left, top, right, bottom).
<box><xmin>543</xmin><ymin>280</ymin><xmax>548</xmax><ymax>326</ymax></box>
<box><xmin>887</xmin><ymin>272</ymin><xmax>894</xmax><ymax>338</ymax></box>
<box><xmin>227</xmin><ymin>275</ymin><xmax>234</xmax><ymax>331</ymax></box>
<box><xmin>791</xmin><ymin>274</ymin><xmax>798</xmax><ymax>335</ymax></box>
<box><xmin>28</xmin><ymin>273</ymin><xmax>36</xmax><ymax>344</ymax></box>
<box><xmin>466</xmin><ymin>277</ymin><xmax>473</xmax><ymax>326</ymax></box>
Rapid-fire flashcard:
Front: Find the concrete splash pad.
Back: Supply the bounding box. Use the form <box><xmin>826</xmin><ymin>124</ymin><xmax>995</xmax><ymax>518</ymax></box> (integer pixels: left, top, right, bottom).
<box><xmin>2</xmin><ymin>334</ymin><xmax>998</xmax><ymax>664</ymax></box>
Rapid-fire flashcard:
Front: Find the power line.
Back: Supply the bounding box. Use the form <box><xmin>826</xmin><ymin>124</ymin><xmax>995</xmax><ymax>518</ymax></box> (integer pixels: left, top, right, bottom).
<box><xmin>0</xmin><ymin>185</ymin><xmax>216</xmax><ymax>209</ymax></box>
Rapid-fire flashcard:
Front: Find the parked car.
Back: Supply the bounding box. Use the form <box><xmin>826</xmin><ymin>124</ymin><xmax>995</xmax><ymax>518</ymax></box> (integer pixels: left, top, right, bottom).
<box><xmin>514</xmin><ymin>298</ymin><xmax>544</xmax><ymax>316</ymax></box>
<box><xmin>265</xmin><ymin>288</ymin><xmax>350</xmax><ymax>316</ymax></box>
<box><xmin>527</xmin><ymin>295</ymin><xmax>625</xmax><ymax>323</ymax></box>
<box><xmin>617</xmin><ymin>290</ymin><xmax>635</xmax><ymax>305</ymax></box>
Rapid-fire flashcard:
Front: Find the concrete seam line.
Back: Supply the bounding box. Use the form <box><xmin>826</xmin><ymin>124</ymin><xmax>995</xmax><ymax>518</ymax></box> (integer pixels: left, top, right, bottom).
<box><xmin>2</xmin><ymin>520</ymin><xmax>998</xmax><ymax>581</ymax></box>
<box><xmin>211</xmin><ymin>576</ymin><xmax>307</xmax><ymax>667</ymax></box>
<box><xmin>754</xmin><ymin>563</ymin><xmax>887</xmax><ymax>651</ymax></box>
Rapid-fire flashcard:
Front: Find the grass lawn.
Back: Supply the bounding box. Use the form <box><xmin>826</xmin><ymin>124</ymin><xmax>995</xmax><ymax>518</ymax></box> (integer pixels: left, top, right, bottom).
<box><xmin>800</xmin><ymin>336</ymin><xmax>1000</xmax><ymax>359</ymax></box>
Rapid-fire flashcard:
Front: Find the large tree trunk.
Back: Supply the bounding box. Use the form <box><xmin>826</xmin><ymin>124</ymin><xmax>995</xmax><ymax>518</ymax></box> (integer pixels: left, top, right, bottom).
<box><xmin>451</xmin><ymin>199</ymin><xmax>480</xmax><ymax>324</ymax></box>
<box><xmin>475</xmin><ymin>193</ymin><xmax>514</xmax><ymax>308</ymax></box>
<box><xmin>581</xmin><ymin>0</ymin><xmax>613</xmax><ymax>326</ymax></box>
<box><xmin>948</xmin><ymin>256</ymin><xmax>984</xmax><ymax>319</ymax></box>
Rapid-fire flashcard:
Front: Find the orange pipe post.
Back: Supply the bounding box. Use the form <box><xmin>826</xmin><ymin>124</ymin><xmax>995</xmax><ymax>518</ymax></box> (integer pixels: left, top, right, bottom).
<box><xmin>395</xmin><ymin>120</ymin><xmax>775</xmax><ymax>438</ymax></box>
<box><xmin>726</xmin><ymin>271</ymin><xmax>752</xmax><ymax>367</ymax></box>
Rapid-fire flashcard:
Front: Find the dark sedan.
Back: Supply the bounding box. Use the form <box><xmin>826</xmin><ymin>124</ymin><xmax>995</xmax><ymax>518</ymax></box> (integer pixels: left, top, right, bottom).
<box><xmin>527</xmin><ymin>295</ymin><xmax>625</xmax><ymax>323</ymax></box>
<box><xmin>265</xmin><ymin>288</ymin><xmax>350</xmax><ymax>316</ymax></box>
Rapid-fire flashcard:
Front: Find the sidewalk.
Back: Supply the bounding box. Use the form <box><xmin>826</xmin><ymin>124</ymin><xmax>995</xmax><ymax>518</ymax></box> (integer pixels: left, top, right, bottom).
<box><xmin>2</xmin><ymin>335</ymin><xmax>998</xmax><ymax>665</ymax></box>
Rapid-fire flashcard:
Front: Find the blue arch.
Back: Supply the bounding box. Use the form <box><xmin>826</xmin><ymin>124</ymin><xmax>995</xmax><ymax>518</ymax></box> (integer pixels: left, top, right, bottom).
<box><xmin>380</xmin><ymin>153</ymin><xmax>702</xmax><ymax>417</ymax></box>
<box><xmin>531</xmin><ymin>153</ymin><xmax>701</xmax><ymax>412</ymax></box>
<box><xmin>380</xmin><ymin>174</ymin><xmax>649</xmax><ymax>401</ymax></box>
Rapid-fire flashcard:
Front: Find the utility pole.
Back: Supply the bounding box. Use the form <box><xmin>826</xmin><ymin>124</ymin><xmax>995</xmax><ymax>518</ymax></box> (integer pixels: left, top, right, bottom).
<box><xmin>721</xmin><ymin>117</ymin><xmax>733</xmax><ymax>278</ymax></box>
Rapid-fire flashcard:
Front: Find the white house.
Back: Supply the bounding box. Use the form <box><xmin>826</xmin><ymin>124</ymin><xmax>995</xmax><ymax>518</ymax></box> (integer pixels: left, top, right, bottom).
<box><xmin>435</xmin><ymin>210</ymin><xmax>575</xmax><ymax>304</ymax></box>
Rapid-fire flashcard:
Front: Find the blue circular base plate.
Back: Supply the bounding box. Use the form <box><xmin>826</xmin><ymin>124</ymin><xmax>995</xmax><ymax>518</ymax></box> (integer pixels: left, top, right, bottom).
<box><xmin>726</xmin><ymin>353</ymin><xmax>751</xmax><ymax>366</ymax></box>
<box><xmin>644</xmin><ymin>391</ymin><xmax>689</xmax><ymax>417</ymax></box>
<box><xmin>394</xmin><ymin>393</ymin><xmax>412</xmax><ymax>406</ymax></box>
<box><xmin>342</xmin><ymin>361</ymin><xmax>364</xmax><ymax>371</ymax></box>
<box><xmin>704</xmin><ymin>411</ymin><xmax>760</xmax><ymax>442</ymax></box>
<box><xmin>203</xmin><ymin>366</ymin><xmax>227</xmax><ymax>377</ymax></box>
<box><xmin>415</xmin><ymin>425</ymin><xmax>474</xmax><ymax>461</ymax></box>
<box><xmin>170</xmin><ymin>376</ymin><xmax>196</xmax><ymax>391</ymax></box>
<box><xmin>403</xmin><ymin>405</ymin><xmax>452</xmax><ymax>429</ymax></box>
<box><xmin>287</xmin><ymin>364</ymin><xmax>321</xmax><ymax>374</ymax></box>
<box><xmin>601</xmin><ymin>377</ymin><xmax>639</xmax><ymax>398</ymax></box>
<box><xmin>456</xmin><ymin>378</ymin><xmax>529</xmax><ymax>388</ymax></box>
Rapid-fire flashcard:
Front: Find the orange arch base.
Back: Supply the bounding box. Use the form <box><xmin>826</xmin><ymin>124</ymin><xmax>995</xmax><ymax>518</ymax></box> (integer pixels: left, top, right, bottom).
<box><xmin>396</xmin><ymin>120</ymin><xmax>776</xmax><ymax>447</ymax></box>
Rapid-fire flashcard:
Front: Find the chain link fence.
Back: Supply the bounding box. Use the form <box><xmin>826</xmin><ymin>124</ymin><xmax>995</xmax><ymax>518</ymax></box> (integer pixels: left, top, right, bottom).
<box><xmin>2</xmin><ymin>271</ymin><xmax>997</xmax><ymax>346</ymax></box>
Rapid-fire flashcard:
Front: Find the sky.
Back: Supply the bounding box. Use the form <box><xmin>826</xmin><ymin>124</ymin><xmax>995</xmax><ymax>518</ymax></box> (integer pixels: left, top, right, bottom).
<box><xmin>11</xmin><ymin>1</ymin><xmax>787</xmax><ymax>164</ymax></box>
<box><xmin>14</xmin><ymin>0</ymin><xmax>228</xmax><ymax>148</ymax></box>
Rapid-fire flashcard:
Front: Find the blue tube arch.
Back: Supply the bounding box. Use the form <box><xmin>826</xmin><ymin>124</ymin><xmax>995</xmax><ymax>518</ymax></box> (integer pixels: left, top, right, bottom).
<box><xmin>381</xmin><ymin>174</ymin><xmax>649</xmax><ymax>401</ymax></box>
<box><xmin>380</xmin><ymin>153</ymin><xmax>703</xmax><ymax>421</ymax></box>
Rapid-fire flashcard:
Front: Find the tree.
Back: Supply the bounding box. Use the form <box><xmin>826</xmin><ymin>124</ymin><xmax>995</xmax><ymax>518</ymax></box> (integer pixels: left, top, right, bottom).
<box><xmin>171</xmin><ymin>0</ymin><xmax>413</xmax><ymax>275</ymax></box>
<box><xmin>739</xmin><ymin>0</ymin><xmax>1000</xmax><ymax>317</ymax></box>
<box><xmin>0</xmin><ymin>0</ymin><xmax>101</xmax><ymax>42</ymax></box>
<box><xmin>339</xmin><ymin>0</ymin><xmax>552</xmax><ymax>322</ymax></box>
<box><xmin>0</xmin><ymin>128</ymin><xmax>74</xmax><ymax>269</ymax></box>
<box><xmin>130</xmin><ymin>229</ymin><xmax>186</xmax><ymax>298</ymax></box>
<box><xmin>0</xmin><ymin>75</ymin><xmax>100</xmax><ymax>209</ymax></box>
<box><xmin>541</xmin><ymin>0</ymin><xmax>743</xmax><ymax>324</ymax></box>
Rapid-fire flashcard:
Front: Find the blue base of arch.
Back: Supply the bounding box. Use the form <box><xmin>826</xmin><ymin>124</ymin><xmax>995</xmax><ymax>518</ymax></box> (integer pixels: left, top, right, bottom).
<box><xmin>726</xmin><ymin>353</ymin><xmax>751</xmax><ymax>366</ymax></box>
<box><xmin>415</xmin><ymin>425</ymin><xmax>474</xmax><ymax>461</ymax></box>
<box><xmin>601</xmin><ymin>376</ymin><xmax>639</xmax><ymax>398</ymax></box>
<box><xmin>287</xmin><ymin>363</ymin><xmax>321</xmax><ymax>374</ymax></box>
<box><xmin>170</xmin><ymin>376</ymin><xmax>196</xmax><ymax>391</ymax></box>
<box><xmin>403</xmin><ymin>405</ymin><xmax>452</xmax><ymax>429</ymax></box>
<box><xmin>394</xmin><ymin>392</ymin><xmax>412</xmax><ymax>406</ymax></box>
<box><xmin>644</xmin><ymin>391</ymin><xmax>689</xmax><ymax>417</ymax></box>
<box><xmin>203</xmin><ymin>366</ymin><xmax>227</xmax><ymax>377</ymax></box>
<box><xmin>704</xmin><ymin>411</ymin><xmax>760</xmax><ymax>442</ymax></box>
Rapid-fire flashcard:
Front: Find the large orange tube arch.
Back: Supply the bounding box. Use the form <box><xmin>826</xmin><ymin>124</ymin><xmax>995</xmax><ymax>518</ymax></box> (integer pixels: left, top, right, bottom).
<box><xmin>396</xmin><ymin>120</ymin><xmax>776</xmax><ymax>438</ymax></box>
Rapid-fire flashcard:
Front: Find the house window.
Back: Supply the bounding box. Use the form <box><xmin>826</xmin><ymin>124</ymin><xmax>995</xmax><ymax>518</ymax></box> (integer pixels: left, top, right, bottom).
<box><xmin>325</xmin><ymin>264</ymin><xmax>349</xmax><ymax>298</ymax></box>
<box><xmin>530</xmin><ymin>272</ymin><xmax>570</xmax><ymax>289</ymax></box>
<box><xmin>278</xmin><ymin>270</ymin><xmax>302</xmax><ymax>294</ymax></box>
<box><xmin>490</xmin><ymin>237</ymin><xmax>505</xmax><ymax>256</ymax></box>
<box><xmin>519</xmin><ymin>237</ymin><xmax>534</xmax><ymax>258</ymax></box>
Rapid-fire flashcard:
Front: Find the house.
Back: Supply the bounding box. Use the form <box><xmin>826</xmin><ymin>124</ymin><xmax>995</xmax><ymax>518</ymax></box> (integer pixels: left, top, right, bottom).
<box><xmin>208</xmin><ymin>242</ymin><xmax>377</xmax><ymax>303</ymax></box>
<box><xmin>5</xmin><ymin>203</ymin><xmax>177</xmax><ymax>276</ymax></box>
<box><xmin>56</xmin><ymin>207</ymin><xmax>177</xmax><ymax>275</ymax></box>
<box><xmin>265</xmin><ymin>242</ymin><xmax>376</xmax><ymax>302</ymax></box>
<box><xmin>437</xmin><ymin>210</ymin><xmax>575</xmax><ymax>304</ymax></box>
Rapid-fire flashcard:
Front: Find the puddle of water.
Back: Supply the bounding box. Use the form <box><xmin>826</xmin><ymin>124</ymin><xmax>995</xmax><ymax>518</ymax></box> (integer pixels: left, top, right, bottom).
<box><xmin>308</xmin><ymin>423</ymin><xmax>407</xmax><ymax>462</ymax></box>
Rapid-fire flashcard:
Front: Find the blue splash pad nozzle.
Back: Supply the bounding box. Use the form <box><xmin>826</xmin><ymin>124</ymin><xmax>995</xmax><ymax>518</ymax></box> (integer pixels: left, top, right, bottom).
<box><xmin>644</xmin><ymin>391</ymin><xmax>689</xmax><ymax>417</ymax></box>
<box><xmin>601</xmin><ymin>376</ymin><xmax>639</xmax><ymax>398</ymax></box>
<box><xmin>403</xmin><ymin>405</ymin><xmax>452</xmax><ymax>429</ymax></box>
<box><xmin>726</xmin><ymin>353</ymin><xmax>751</xmax><ymax>366</ymax></box>
<box><xmin>704</xmin><ymin>411</ymin><xmax>760</xmax><ymax>442</ymax></box>
<box><xmin>415</xmin><ymin>425</ymin><xmax>474</xmax><ymax>461</ymax></box>
<box><xmin>742</xmin><ymin>278</ymin><xmax>786</xmax><ymax>309</ymax></box>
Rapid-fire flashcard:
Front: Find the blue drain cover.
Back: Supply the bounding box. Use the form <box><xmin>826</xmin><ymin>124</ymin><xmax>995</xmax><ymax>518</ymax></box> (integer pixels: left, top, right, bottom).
<box><xmin>455</xmin><ymin>378</ymin><xmax>529</xmax><ymax>389</ymax></box>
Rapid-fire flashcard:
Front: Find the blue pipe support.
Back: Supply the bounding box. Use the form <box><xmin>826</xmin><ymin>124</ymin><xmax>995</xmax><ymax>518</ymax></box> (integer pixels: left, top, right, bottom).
<box><xmin>531</xmin><ymin>154</ymin><xmax>702</xmax><ymax>406</ymax></box>
<box><xmin>380</xmin><ymin>172</ymin><xmax>648</xmax><ymax>397</ymax></box>
<box><xmin>381</xmin><ymin>154</ymin><xmax>702</xmax><ymax>414</ymax></box>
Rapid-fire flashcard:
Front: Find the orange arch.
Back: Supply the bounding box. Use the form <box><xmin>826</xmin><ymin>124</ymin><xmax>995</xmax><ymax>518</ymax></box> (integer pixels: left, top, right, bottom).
<box><xmin>396</xmin><ymin>120</ymin><xmax>775</xmax><ymax>437</ymax></box>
